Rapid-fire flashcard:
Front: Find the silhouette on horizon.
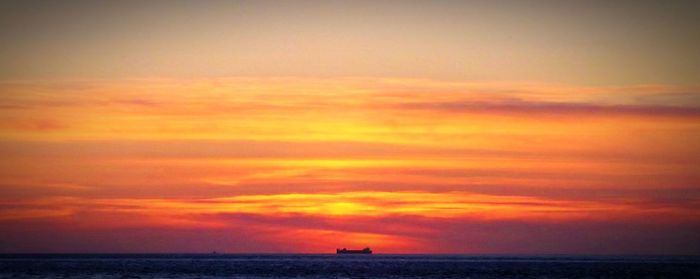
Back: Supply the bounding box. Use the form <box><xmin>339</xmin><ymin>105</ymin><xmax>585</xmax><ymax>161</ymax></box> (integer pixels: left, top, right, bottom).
<box><xmin>336</xmin><ymin>247</ymin><xmax>372</xmax><ymax>254</ymax></box>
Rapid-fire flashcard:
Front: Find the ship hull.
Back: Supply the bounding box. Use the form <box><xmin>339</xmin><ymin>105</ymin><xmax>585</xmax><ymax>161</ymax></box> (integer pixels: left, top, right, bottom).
<box><xmin>336</xmin><ymin>248</ymin><xmax>372</xmax><ymax>254</ymax></box>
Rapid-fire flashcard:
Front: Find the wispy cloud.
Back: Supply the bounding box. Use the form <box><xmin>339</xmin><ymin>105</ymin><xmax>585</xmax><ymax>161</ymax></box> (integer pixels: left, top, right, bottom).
<box><xmin>0</xmin><ymin>192</ymin><xmax>698</xmax><ymax>253</ymax></box>
<box><xmin>0</xmin><ymin>78</ymin><xmax>698</xmax><ymax>253</ymax></box>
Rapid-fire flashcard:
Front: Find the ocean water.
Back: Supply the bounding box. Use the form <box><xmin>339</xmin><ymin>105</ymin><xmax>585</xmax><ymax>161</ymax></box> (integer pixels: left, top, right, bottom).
<box><xmin>0</xmin><ymin>254</ymin><xmax>698</xmax><ymax>279</ymax></box>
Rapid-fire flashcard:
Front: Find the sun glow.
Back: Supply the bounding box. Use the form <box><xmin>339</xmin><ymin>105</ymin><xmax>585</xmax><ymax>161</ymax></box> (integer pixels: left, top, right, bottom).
<box><xmin>0</xmin><ymin>78</ymin><xmax>698</xmax><ymax>253</ymax></box>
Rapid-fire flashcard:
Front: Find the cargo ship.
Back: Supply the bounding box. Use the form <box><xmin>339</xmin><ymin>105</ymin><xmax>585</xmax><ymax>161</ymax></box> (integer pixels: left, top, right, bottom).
<box><xmin>336</xmin><ymin>247</ymin><xmax>372</xmax><ymax>254</ymax></box>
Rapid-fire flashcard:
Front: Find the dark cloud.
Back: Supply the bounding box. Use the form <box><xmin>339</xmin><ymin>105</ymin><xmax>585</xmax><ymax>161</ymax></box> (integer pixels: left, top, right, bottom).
<box><xmin>1</xmin><ymin>213</ymin><xmax>698</xmax><ymax>254</ymax></box>
<box><xmin>394</xmin><ymin>101</ymin><xmax>700</xmax><ymax>117</ymax></box>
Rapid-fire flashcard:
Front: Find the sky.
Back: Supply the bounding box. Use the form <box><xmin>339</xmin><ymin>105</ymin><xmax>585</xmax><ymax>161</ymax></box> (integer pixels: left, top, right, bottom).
<box><xmin>0</xmin><ymin>0</ymin><xmax>699</xmax><ymax>254</ymax></box>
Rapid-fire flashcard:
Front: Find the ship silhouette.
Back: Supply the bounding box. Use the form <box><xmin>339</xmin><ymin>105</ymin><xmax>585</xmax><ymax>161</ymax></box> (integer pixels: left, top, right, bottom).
<box><xmin>336</xmin><ymin>247</ymin><xmax>372</xmax><ymax>254</ymax></box>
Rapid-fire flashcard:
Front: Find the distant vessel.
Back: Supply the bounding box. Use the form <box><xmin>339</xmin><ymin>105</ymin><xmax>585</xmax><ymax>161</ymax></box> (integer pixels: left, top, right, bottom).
<box><xmin>336</xmin><ymin>247</ymin><xmax>372</xmax><ymax>254</ymax></box>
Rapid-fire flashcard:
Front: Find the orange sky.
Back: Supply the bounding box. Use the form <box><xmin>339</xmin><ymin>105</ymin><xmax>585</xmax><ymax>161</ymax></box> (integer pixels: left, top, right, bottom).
<box><xmin>1</xmin><ymin>78</ymin><xmax>699</xmax><ymax>254</ymax></box>
<box><xmin>1</xmin><ymin>0</ymin><xmax>699</xmax><ymax>254</ymax></box>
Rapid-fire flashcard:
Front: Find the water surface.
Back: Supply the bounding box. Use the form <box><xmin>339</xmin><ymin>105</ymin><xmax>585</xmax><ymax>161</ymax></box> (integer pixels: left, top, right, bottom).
<box><xmin>1</xmin><ymin>254</ymin><xmax>697</xmax><ymax>278</ymax></box>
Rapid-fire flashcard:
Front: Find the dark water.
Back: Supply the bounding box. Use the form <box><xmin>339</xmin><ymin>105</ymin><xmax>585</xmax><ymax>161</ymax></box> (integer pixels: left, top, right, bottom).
<box><xmin>0</xmin><ymin>254</ymin><xmax>698</xmax><ymax>279</ymax></box>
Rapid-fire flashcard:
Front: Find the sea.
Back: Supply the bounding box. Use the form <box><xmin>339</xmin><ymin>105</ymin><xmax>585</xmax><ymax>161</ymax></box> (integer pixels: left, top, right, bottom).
<box><xmin>0</xmin><ymin>254</ymin><xmax>698</xmax><ymax>279</ymax></box>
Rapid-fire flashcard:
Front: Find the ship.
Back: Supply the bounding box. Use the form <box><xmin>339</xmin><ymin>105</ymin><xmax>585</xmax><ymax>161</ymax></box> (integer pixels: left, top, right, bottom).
<box><xmin>336</xmin><ymin>247</ymin><xmax>372</xmax><ymax>254</ymax></box>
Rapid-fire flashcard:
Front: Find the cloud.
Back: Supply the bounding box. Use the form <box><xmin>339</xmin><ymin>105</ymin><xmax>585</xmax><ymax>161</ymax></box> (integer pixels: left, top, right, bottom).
<box><xmin>8</xmin><ymin>119</ymin><xmax>66</xmax><ymax>131</ymax></box>
<box><xmin>392</xmin><ymin>101</ymin><xmax>700</xmax><ymax>117</ymax></box>
<box><xmin>1</xmin><ymin>203</ymin><xmax>698</xmax><ymax>254</ymax></box>
<box><xmin>2</xmin><ymin>191</ymin><xmax>697</xmax><ymax>224</ymax></box>
<box><xmin>0</xmin><ymin>78</ymin><xmax>698</xmax><ymax>254</ymax></box>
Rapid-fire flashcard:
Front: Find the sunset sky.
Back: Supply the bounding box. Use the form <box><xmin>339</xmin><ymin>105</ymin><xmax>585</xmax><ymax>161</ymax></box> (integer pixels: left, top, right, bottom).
<box><xmin>1</xmin><ymin>0</ymin><xmax>699</xmax><ymax>254</ymax></box>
